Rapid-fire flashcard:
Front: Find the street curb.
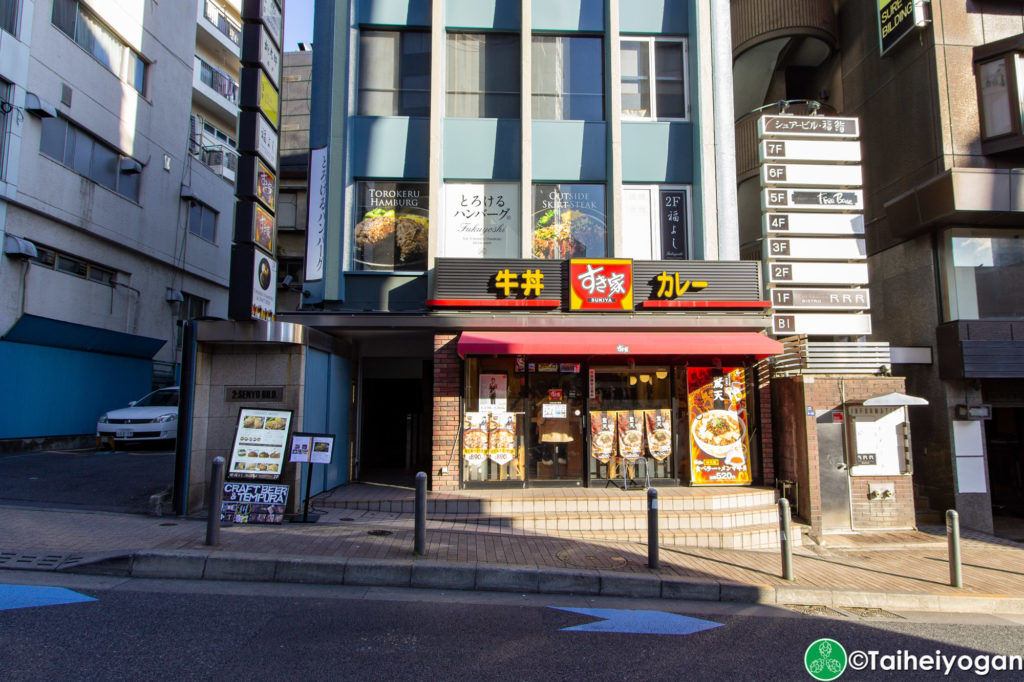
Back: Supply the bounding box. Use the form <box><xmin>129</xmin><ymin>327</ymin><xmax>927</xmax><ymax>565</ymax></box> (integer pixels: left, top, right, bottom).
<box><xmin>53</xmin><ymin>550</ymin><xmax>1024</xmax><ymax>614</ymax></box>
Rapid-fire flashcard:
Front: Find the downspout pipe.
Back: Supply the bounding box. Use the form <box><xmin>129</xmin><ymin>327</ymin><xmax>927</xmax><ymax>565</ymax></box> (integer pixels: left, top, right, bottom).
<box><xmin>710</xmin><ymin>0</ymin><xmax>739</xmax><ymax>261</ymax></box>
<box><xmin>173</xmin><ymin>319</ymin><xmax>197</xmax><ymax>515</ymax></box>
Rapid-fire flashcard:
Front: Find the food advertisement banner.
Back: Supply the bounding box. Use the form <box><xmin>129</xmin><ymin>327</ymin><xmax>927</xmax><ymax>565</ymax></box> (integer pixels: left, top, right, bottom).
<box><xmin>221</xmin><ymin>482</ymin><xmax>287</xmax><ymax>524</ymax></box>
<box><xmin>227</xmin><ymin>408</ymin><xmax>292</xmax><ymax>480</ymax></box>
<box><xmin>645</xmin><ymin>409</ymin><xmax>672</xmax><ymax>460</ymax></box>
<box><xmin>617</xmin><ymin>410</ymin><xmax>644</xmax><ymax>460</ymax></box>
<box><xmin>463</xmin><ymin>412</ymin><xmax>489</xmax><ymax>467</ymax></box>
<box><xmin>590</xmin><ymin>411</ymin><xmax>616</xmax><ymax>462</ymax></box>
<box><xmin>569</xmin><ymin>259</ymin><xmax>634</xmax><ymax>311</ymax></box>
<box><xmin>487</xmin><ymin>413</ymin><xmax>516</xmax><ymax>466</ymax></box>
<box><xmin>688</xmin><ymin>368</ymin><xmax>751</xmax><ymax>485</ymax></box>
<box><xmin>354</xmin><ymin>181</ymin><xmax>429</xmax><ymax>272</ymax></box>
<box><xmin>442</xmin><ymin>183</ymin><xmax>519</xmax><ymax>258</ymax></box>
<box><xmin>532</xmin><ymin>184</ymin><xmax>606</xmax><ymax>259</ymax></box>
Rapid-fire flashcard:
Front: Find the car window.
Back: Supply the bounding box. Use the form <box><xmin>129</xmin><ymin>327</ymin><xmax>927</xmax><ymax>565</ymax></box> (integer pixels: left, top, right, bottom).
<box><xmin>134</xmin><ymin>390</ymin><xmax>179</xmax><ymax>408</ymax></box>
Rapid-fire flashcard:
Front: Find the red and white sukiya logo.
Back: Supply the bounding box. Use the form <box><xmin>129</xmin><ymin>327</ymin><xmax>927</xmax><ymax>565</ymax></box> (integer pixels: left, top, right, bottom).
<box><xmin>569</xmin><ymin>259</ymin><xmax>633</xmax><ymax>311</ymax></box>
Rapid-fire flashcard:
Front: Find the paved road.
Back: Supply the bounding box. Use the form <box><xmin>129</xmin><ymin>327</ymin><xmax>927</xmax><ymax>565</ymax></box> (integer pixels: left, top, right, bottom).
<box><xmin>0</xmin><ymin>447</ymin><xmax>173</xmax><ymax>513</ymax></box>
<box><xmin>2</xmin><ymin>572</ymin><xmax>1023</xmax><ymax>681</ymax></box>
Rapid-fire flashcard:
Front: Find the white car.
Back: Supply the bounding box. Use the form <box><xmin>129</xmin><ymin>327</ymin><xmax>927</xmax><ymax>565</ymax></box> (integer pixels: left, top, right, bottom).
<box><xmin>96</xmin><ymin>387</ymin><xmax>179</xmax><ymax>443</ymax></box>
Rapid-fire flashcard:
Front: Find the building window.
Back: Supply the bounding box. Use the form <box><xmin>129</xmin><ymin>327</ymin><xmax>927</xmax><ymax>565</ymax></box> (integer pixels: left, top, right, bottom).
<box><xmin>441</xmin><ymin>182</ymin><xmax>521</xmax><ymax>258</ymax></box>
<box><xmin>39</xmin><ymin>116</ymin><xmax>142</xmax><ymax>202</ymax></box>
<box><xmin>532</xmin><ymin>36</ymin><xmax>604</xmax><ymax>121</ymax></box>
<box><xmin>532</xmin><ymin>184</ymin><xmax>606</xmax><ymax>259</ymax></box>
<box><xmin>277</xmin><ymin>190</ymin><xmax>307</xmax><ymax>230</ymax></box>
<box><xmin>187</xmin><ymin>200</ymin><xmax>218</xmax><ymax>243</ymax></box>
<box><xmin>446</xmin><ymin>33</ymin><xmax>520</xmax><ymax>118</ymax></box>
<box><xmin>621</xmin><ymin>185</ymin><xmax>690</xmax><ymax>259</ymax></box>
<box><xmin>358</xmin><ymin>30</ymin><xmax>431</xmax><ymax>117</ymax></box>
<box><xmin>52</xmin><ymin>0</ymin><xmax>147</xmax><ymax>94</ymax></box>
<box><xmin>352</xmin><ymin>180</ymin><xmax>429</xmax><ymax>271</ymax></box>
<box><xmin>973</xmin><ymin>35</ymin><xmax>1024</xmax><ymax>155</ymax></box>
<box><xmin>176</xmin><ymin>293</ymin><xmax>208</xmax><ymax>348</ymax></box>
<box><xmin>940</xmin><ymin>228</ymin><xmax>1024</xmax><ymax>321</ymax></box>
<box><xmin>0</xmin><ymin>0</ymin><xmax>18</xmax><ymax>36</ymax></box>
<box><xmin>30</xmin><ymin>244</ymin><xmax>116</xmax><ymax>285</ymax></box>
<box><xmin>620</xmin><ymin>37</ymin><xmax>687</xmax><ymax>120</ymax></box>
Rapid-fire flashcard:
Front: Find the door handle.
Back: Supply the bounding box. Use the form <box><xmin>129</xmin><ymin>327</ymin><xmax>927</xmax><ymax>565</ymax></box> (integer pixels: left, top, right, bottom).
<box><xmin>837</xmin><ymin>463</ymin><xmax>848</xmax><ymax>470</ymax></box>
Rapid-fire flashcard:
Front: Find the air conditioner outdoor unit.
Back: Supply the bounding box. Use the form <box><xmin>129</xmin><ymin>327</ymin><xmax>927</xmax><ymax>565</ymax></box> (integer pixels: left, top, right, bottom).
<box><xmin>206</xmin><ymin>148</ymin><xmax>237</xmax><ymax>182</ymax></box>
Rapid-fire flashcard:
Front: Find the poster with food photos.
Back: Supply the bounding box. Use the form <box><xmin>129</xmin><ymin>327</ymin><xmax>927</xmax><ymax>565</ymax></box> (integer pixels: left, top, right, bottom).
<box><xmin>617</xmin><ymin>410</ymin><xmax>644</xmax><ymax>461</ymax></box>
<box><xmin>463</xmin><ymin>412</ymin><xmax>489</xmax><ymax>467</ymax></box>
<box><xmin>227</xmin><ymin>408</ymin><xmax>292</xmax><ymax>481</ymax></box>
<box><xmin>590</xmin><ymin>411</ymin><xmax>616</xmax><ymax>462</ymax></box>
<box><xmin>645</xmin><ymin>409</ymin><xmax>672</xmax><ymax>460</ymax></box>
<box><xmin>687</xmin><ymin>368</ymin><xmax>751</xmax><ymax>486</ymax></box>
<box><xmin>487</xmin><ymin>413</ymin><xmax>516</xmax><ymax>466</ymax></box>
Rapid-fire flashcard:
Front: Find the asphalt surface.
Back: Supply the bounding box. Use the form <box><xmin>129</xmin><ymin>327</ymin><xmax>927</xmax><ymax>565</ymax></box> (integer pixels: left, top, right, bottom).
<box><xmin>2</xmin><ymin>573</ymin><xmax>1023</xmax><ymax>681</ymax></box>
<box><xmin>0</xmin><ymin>446</ymin><xmax>174</xmax><ymax>513</ymax></box>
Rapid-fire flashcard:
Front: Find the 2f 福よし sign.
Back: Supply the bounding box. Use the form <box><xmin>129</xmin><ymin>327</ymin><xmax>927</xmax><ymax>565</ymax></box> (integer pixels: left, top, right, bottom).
<box><xmin>569</xmin><ymin>259</ymin><xmax>633</xmax><ymax>311</ymax></box>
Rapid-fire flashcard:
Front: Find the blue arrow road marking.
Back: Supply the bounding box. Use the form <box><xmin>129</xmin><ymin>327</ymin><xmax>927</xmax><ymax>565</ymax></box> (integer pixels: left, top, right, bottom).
<box><xmin>551</xmin><ymin>607</ymin><xmax>723</xmax><ymax>635</ymax></box>
<box><xmin>0</xmin><ymin>585</ymin><xmax>97</xmax><ymax>611</ymax></box>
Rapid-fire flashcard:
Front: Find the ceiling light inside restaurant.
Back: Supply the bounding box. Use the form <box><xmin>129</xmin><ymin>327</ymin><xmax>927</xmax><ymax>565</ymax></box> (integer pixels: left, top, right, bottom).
<box><xmin>629</xmin><ymin>376</ymin><xmax>637</xmax><ymax>385</ymax></box>
<box><xmin>639</xmin><ymin>374</ymin><xmax>651</xmax><ymax>383</ymax></box>
<box><xmin>655</xmin><ymin>370</ymin><xmax>668</xmax><ymax>380</ymax></box>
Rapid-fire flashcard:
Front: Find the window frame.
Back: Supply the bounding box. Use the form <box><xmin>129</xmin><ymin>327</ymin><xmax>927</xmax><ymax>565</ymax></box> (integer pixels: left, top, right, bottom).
<box><xmin>29</xmin><ymin>243</ymin><xmax>116</xmax><ymax>286</ymax></box>
<box><xmin>39</xmin><ymin>115</ymin><xmax>142</xmax><ymax>203</ymax></box>
<box><xmin>357</xmin><ymin>28</ymin><xmax>432</xmax><ymax>117</ymax></box>
<box><xmin>620</xmin><ymin>184</ymin><xmax>692</xmax><ymax>260</ymax></box>
<box><xmin>973</xmin><ymin>35</ymin><xmax>1024</xmax><ymax>155</ymax></box>
<box><xmin>531</xmin><ymin>34</ymin><xmax>605</xmax><ymax>122</ymax></box>
<box><xmin>187</xmin><ymin>199</ymin><xmax>218</xmax><ymax>243</ymax></box>
<box><xmin>938</xmin><ymin>227</ymin><xmax>1024</xmax><ymax>322</ymax></box>
<box><xmin>51</xmin><ymin>0</ymin><xmax>148</xmax><ymax>95</ymax></box>
<box><xmin>445</xmin><ymin>31</ymin><xmax>521</xmax><ymax>119</ymax></box>
<box><xmin>0</xmin><ymin>0</ymin><xmax>19</xmax><ymax>37</ymax></box>
<box><xmin>620</xmin><ymin>36</ymin><xmax>688</xmax><ymax>122</ymax></box>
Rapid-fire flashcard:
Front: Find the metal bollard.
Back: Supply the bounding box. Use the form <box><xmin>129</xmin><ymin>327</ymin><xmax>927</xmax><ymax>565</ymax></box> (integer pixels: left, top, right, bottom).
<box><xmin>205</xmin><ymin>456</ymin><xmax>225</xmax><ymax>547</ymax></box>
<box><xmin>947</xmin><ymin>509</ymin><xmax>962</xmax><ymax>588</ymax></box>
<box><xmin>779</xmin><ymin>498</ymin><xmax>794</xmax><ymax>581</ymax></box>
<box><xmin>647</xmin><ymin>488</ymin><xmax>659</xmax><ymax>569</ymax></box>
<box><xmin>414</xmin><ymin>471</ymin><xmax>427</xmax><ymax>556</ymax></box>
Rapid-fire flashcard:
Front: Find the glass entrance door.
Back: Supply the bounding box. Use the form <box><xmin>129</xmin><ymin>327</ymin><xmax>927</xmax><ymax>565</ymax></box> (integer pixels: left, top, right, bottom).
<box><xmin>529</xmin><ymin>363</ymin><xmax>585</xmax><ymax>483</ymax></box>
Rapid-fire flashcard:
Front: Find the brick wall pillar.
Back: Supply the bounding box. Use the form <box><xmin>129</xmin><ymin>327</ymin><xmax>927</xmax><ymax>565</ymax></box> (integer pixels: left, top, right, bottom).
<box><xmin>756</xmin><ymin>359</ymin><xmax>774</xmax><ymax>484</ymax></box>
<box><xmin>432</xmin><ymin>333</ymin><xmax>461</xmax><ymax>491</ymax></box>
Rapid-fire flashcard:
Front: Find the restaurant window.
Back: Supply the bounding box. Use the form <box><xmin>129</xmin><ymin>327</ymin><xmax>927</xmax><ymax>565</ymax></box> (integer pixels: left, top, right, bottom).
<box><xmin>446</xmin><ymin>33</ymin><xmax>520</xmax><ymax>118</ymax></box>
<box><xmin>463</xmin><ymin>358</ymin><xmax>528</xmax><ymax>484</ymax></box>
<box><xmin>531</xmin><ymin>184</ymin><xmax>606</xmax><ymax>259</ymax></box>
<box><xmin>620</xmin><ymin>37</ymin><xmax>687</xmax><ymax>120</ymax></box>
<box><xmin>441</xmin><ymin>182</ymin><xmax>520</xmax><ymax>258</ymax></box>
<box><xmin>39</xmin><ymin>116</ymin><xmax>142</xmax><ymax>202</ymax></box>
<box><xmin>187</xmin><ymin>199</ymin><xmax>218</xmax><ymax>243</ymax></box>
<box><xmin>52</xmin><ymin>0</ymin><xmax>148</xmax><ymax>95</ymax></box>
<box><xmin>0</xmin><ymin>0</ymin><xmax>18</xmax><ymax>36</ymax></box>
<box><xmin>532</xmin><ymin>36</ymin><xmax>604</xmax><ymax>121</ymax></box>
<box><xmin>939</xmin><ymin>228</ymin><xmax>1024</xmax><ymax>320</ymax></box>
<box><xmin>973</xmin><ymin>35</ymin><xmax>1024</xmax><ymax>155</ymax></box>
<box><xmin>358</xmin><ymin>30</ymin><xmax>431</xmax><ymax>117</ymax></box>
<box><xmin>352</xmin><ymin>180</ymin><xmax>428</xmax><ymax>271</ymax></box>
<box><xmin>620</xmin><ymin>185</ymin><xmax>690</xmax><ymax>259</ymax></box>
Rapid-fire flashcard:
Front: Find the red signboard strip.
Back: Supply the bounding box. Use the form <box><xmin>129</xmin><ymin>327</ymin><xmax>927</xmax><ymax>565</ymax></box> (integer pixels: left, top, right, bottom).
<box><xmin>427</xmin><ymin>299</ymin><xmax>561</xmax><ymax>309</ymax></box>
<box><xmin>639</xmin><ymin>300</ymin><xmax>771</xmax><ymax>309</ymax></box>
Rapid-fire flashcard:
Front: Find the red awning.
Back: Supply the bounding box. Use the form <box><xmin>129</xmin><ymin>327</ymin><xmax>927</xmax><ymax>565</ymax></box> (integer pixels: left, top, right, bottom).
<box><xmin>457</xmin><ymin>331</ymin><xmax>783</xmax><ymax>359</ymax></box>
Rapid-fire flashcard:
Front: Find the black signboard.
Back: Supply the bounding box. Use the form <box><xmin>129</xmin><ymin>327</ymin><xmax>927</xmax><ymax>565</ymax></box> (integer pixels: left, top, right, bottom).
<box><xmin>879</xmin><ymin>0</ymin><xmax>926</xmax><ymax>56</ymax></box>
<box><xmin>221</xmin><ymin>482</ymin><xmax>288</xmax><ymax>524</ymax></box>
<box><xmin>659</xmin><ymin>189</ymin><xmax>688</xmax><ymax>259</ymax></box>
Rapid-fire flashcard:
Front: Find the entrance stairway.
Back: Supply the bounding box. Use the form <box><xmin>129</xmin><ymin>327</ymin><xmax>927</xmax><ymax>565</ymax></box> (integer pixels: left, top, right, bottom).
<box><xmin>315</xmin><ymin>484</ymin><xmax>793</xmax><ymax>550</ymax></box>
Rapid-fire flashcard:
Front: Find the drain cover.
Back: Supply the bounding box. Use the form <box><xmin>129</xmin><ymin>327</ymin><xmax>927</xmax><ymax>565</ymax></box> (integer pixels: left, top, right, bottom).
<box><xmin>555</xmin><ymin>548</ymin><xmax>629</xmax><ymax>570</ymax></box>
<box><xmin>844</xmin><ymin>607</ymin><xmax>903</xmax><ymax>619</ymax></box>
<box><xmin>784</xmin><ymin>604</ymin><xmax>848</xmax><ymax>619</ymax></box>
<box><xmin>0</xmin><ymin>552</ymin><xmax>88</xmax><ymax>571</ymax></box>
<box><xmin>367</xmin><ymin>530</ymin><xmax>393</xmax><ymax>536</ymax></box>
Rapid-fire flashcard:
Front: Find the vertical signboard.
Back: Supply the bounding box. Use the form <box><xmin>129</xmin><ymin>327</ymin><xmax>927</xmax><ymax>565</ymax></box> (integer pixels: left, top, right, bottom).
<box><xmin>688</xmin><ymin>368</ymin><xmax>751</xmax><ymax>486</ymax></box>
<box><xmin>659</xmin><ymin>189</ymin><xmax>688</xmax><ymax>259</ymax></box>
<box><xmin>758</xmin><ymin>114</ymin><xmax>870</xmax><ymax>337</ymax></box>
<box><xmin>304</xmin><ymin>146</ymin><xmax>327</xmax><ymax>282</ymax></box>
<box><xmin>230</xmin><ymin>0</ymin><xmax>283</xmax><ymax>322</ymax></box>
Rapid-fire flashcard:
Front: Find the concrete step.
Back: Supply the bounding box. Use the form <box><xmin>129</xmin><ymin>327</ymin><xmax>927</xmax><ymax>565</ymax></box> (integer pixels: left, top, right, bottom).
<box><xmin>436</xmin><ymin>505</ymin><xmax>781</xmax><ymax>533</ymax></box>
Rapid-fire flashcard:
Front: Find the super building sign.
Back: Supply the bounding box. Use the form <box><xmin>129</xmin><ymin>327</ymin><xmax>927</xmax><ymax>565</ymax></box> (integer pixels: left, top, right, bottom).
<box><xmin>878</xmin><ymin>0</ymin><xmax>929</xmax><ymax>56</ymax></box>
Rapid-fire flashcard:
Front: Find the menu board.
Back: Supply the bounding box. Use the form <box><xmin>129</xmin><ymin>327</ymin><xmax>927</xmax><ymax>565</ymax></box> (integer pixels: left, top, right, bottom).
<box><xmin>220</xmin><ymin>482</ymin><xmax>288</xmax><ymax>524</ymax></box>
<box><xmin>227</xmin><ymin>408</ymin><xmax>292</xmax><ymax>480</ymax></box>
<box><xmin>645</xmin><ymin>409</ymin><xmax>672</xmax><ymax>460</ymax></box>
<box><xmin>289</xmin><ymin>432</ymin><xmax>335</xmax><ymax>464</ymax></box>
<box><xmin>590</xmin><ymin>411</ymin><xmax>616</xmax><ymax>462</ymax></box>
<box><xmin>617</xmin><ymin>410</ymin><xmax>644</xmax><ymax>460</ymax></box>
<box><xmin>688</xmin><ymin>368</ymin><xmax>751</xmax><ymax>486</ymax></box>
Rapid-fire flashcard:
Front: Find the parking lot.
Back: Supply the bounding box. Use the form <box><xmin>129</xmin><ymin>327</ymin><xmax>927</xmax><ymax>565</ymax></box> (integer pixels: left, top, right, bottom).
<box><xmin>0</xmin><ymin>444</ymin><xmax>174</xmax><ymax>514</ymax></box>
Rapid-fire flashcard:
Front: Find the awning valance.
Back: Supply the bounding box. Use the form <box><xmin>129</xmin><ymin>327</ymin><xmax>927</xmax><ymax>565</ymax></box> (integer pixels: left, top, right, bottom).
<box><xmin>457</xmin><ymin>331</ymin><xmax>783</xmax><ymax>359</ymax></box>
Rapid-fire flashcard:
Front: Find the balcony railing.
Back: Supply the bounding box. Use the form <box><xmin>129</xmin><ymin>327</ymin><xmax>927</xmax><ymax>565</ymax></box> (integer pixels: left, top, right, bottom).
<box><xmin>203</xmin><ymin>0</ymin><xmax>240</xmax><ymax>46</ymax></box>
<box><xmin>772</xmin><ymin>335</ymin><xmax>893</xmax><ymax>376</ymax></box>
<box><xmin>197</xmin><ymin>56</ymin><xmax>239</xmax><ymax>105</ymax></box>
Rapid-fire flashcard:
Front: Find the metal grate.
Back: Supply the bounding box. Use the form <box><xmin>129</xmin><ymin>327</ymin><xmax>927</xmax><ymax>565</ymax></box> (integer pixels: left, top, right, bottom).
<box><xmin>0</xmin><ymin>552</ymin><xmax>88</xmax><ymax>571</ymax></box>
